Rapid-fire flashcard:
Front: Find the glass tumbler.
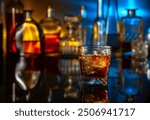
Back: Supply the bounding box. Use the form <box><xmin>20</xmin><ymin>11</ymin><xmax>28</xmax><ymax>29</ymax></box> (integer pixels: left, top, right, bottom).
<box><xmin>78</xmin><ymin>46</ymin><xmax>111</xmax><ymax>103</ymax></box>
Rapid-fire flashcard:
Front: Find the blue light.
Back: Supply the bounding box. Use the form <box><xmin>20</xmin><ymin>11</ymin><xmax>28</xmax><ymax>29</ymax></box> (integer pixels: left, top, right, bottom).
<box><xmin>128</xmin><ymin>0</ymin><xmax>136</xmax><ymax>9</ymax></box>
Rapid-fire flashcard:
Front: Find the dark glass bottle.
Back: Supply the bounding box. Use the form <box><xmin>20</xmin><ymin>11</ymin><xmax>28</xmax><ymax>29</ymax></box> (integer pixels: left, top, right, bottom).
<box><xmin>6</xmin><ymin>0</ymin><xmax>24</xmax><ymax>54</ymax></box>
<box><xmin>5</xmin><ymin>0</ymin><xmax>24</xmax><ymax>102</ymax></box>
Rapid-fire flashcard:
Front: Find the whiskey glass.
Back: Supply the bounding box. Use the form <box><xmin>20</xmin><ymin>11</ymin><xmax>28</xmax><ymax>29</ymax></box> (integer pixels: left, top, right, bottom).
<box><xmin>78</xmin><ymin>45</ymin><xmax>111</xmax><ymax>103</ymax></box>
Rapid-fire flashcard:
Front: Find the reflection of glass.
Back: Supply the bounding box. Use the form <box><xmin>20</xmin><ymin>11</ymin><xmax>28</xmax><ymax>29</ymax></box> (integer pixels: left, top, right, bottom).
<box><xmin>119</xmin><ymin>40</ymin><xmax>148</xmax><ymax>102</ymax></box>
<box><xmin>78</xmin><ymin>46</ymin><xmax>111</xmax><ymax>103</ymax></box>
<box><xmin>15</xmin><ymin>56</ymin><xmax>41</xmax><ymax>101</ymax></box>
<box><xmin>59</xmin><ymin>15</ymin><xmax>81</xmax><ymax>99</ymax></box>
<box><xmin>13</xmin><ymin>10</ymin><xmax>43</xmax><ymax>102</ymax></box>
<box><xmin>131</xmin><ymin>40</ymin><xmax>148</xmax><ymax>74</ymax></box>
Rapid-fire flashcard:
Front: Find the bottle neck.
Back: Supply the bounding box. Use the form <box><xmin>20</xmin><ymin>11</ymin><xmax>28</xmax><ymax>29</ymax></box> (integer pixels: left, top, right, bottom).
<box><xmin>127</xmin><ymin>9</ymin><xmax>136</xmax><ymax>17</ymax></box>
<box><xmin>80</xmin><ymin>6</ymin><xmax>86</xmax><ymax>19</ymax></box>
<box><xmin>97</xmin><ymin>0</ymin><xmax>103</xmax><ymax>18</ymax></box>
<box><xmin>24</xmin><ymin>10</ymin><xmax>33</xmax><ymax>19</ymax></box>
<box><xmin>47</xmin><ymin>6</ymin><xmax>54</xmax><ymax>18</ymax></box>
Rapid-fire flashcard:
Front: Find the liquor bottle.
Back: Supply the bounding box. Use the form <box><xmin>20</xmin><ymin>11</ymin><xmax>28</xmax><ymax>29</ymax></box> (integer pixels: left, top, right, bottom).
<box><xmin>6</xmin><ymin>0</ymin><xmax>24</xmax><ymax>54</ymax></box>
<box><xmin>77</xmin><ymin>6</ymin><xmax>90</xmax><ymax>45</ymax></box>
<box><xmin>107</xmin><ymin>0</ymin><xmax>121</xmax><ymax>59</ymax></box>
<box><xmin>39</xmin><ymin>6</ymin><xmax>61</xmax><ymax>97</ymax></box>
<box><xmin>91</xmin><ymin>0</ymin><xmax>109</xmax><ymax>46</ymax></box>
<box><xmin>119</xmin><ymin>9</ymin><xmax>144</xmax><ymax>97</ymax></box>
<box><xmin>39</xmin><ymin>6</ymin><xmax>61</xmax><ymax>75</ymax></box>
<box><xmin>6</xmin><ymin>10</ymin><xmax>44</xmax><ymax>102</ymax></box>
<box><xmin>121</xmin><ymin>9</ymin><xmax>143</xmax><ymax>68</ymax></box>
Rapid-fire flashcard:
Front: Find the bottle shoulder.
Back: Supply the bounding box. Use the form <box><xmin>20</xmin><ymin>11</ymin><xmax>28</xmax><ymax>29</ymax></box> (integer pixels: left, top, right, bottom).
<box><xmin>40</xmin><ymin>17</ymin><xmax>61</xmax><ymax>34</ymax></box>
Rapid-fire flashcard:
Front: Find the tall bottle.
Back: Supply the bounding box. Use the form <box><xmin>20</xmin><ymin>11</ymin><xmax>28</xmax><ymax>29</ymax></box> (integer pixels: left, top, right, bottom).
<box><xmin>91</xmin><ymin>0</ymin><xmax>109</xmax><ymax>46</ymax></box>
<box><xmin>6</xmin><ymin>10</ymin><xmax>44</xmax><ymax>102</ymax></box>
<box><xmin>107</xmin><ymin>0</ymin><xmax>120</xmax><ymax>55</ymax></box>
<box><xmin>6</xmin><ymin>0</ymin><xmax>24</xmax><ymax>54</ymax></box>
<box><xmin>77</xmin><ymin>6</ymin><xmax>91</xmax><ymax>45</ymax></box>
<box><xmin>121</xmin><ymin>9</ymin><xmax>143</xmax><ymax>68</ymax></box>
<box><xmin>119</xmin><ymin>9</ymin><xmax>144</xmax><ymax>97</ymax></box>
<box><xmin>39</xmin><ymin>6</ymin><xmax>61</xmax><ymax>96</ymax></box>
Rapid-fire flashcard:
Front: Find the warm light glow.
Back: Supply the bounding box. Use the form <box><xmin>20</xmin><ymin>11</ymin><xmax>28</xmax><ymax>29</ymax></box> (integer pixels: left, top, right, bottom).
<box><xmin>22</xmin><ymin>23</ymin><xmax>40</xmax><ymax>41</ymax></box>
<box><xmin>68</xmin><ymin>41</ymin><xmax>80</xmax><ymax>46</ymax></box>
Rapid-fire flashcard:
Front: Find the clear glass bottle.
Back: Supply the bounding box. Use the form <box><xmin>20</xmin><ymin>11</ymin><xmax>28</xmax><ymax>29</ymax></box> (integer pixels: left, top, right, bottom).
<box><xmin>107</xmin><ymin>0</ymin><xmax>120</xmax><ymax>55</ymax></box>
<box><xmin>8</xmin><ymin>10</ymin><xmax>44</xmax><ymax>102</ymax></box>
<box><xmin>6</xmin><ymin>0</ymin><xmax>24</xmax><ymax>53</ymax></box>
<box><xmin>91</xmin><ymin>0</ymin><xmax>109</xmax><ymax>46</ymax></box>
<box><xmin>77</xmin><ymin>6</ymin><xmax>88</xmax><ymax>45</ymax></box>
<box><xmin>121</xmin><ymin>9</ymin><xmax>143</xmax><ymax>68</ymax></box>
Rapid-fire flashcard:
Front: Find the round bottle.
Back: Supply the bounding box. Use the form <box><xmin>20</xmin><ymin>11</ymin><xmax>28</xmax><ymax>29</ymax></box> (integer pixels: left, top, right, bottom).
<box><xmin>12</xmin><ymin>10</ymin><xmax>44</xmax><ymax>102</ymax></box>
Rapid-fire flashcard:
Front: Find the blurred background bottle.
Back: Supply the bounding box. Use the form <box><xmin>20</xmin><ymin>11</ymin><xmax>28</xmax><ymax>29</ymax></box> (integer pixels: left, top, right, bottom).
<box><xmin>120</xmin><ymin>9</ymin><xmax>143</xmax><ymax>68</ymax></box>
<box><xmin>40</xmin><ymin>6</ymin><xmax>61</xmax><ymax>75</ymax></box>
<box><xmin>6</xmin><ymin>10</ymin><xmax>44</xmax><ymax>102</ymax></box>
<box><xmin>91</xmin><ymin>0</ymin><xmax>109</xmax><ymax>46</ymax></box>
<box><xmin>77</xmin><ymin>5</ymin><xmax>92</xmax><ymax>45</ymax></box>
<box><xmin>5</xmin><ymin>0</ymin><xmax>24</xmax><ymax>102</ymax></box>
<box><xmin>119</xmin><ymin>9</ymin><xmax>144</xmax><ymax>100</ymax></box>
<box><xmin>0</xmin><ymin>2</ymin><xmax>3</xmax><ymax>86</ymax></box>
<box><xmin>6</xmin><ymin>0</ymin><xmax>24</xmax><ymax>54</ymax></box>
<box><xmin>39</xmin><ymin>6</ymin><xmax>62</xmax><ymax>102</ymax></box>
<box><xmin>107</xmin><ymin>0</ymin><xmax>120</xmax><ymax>59</ymax></box>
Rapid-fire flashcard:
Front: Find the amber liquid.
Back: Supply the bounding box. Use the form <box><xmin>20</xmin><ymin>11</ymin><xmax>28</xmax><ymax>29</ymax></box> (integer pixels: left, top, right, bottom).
<box><xmin>44</xmin><ymin>34</ymin><xmax>60</xmax><ymax>53</ymax></box>
<box><xmin>79</xmin><ymin>54</ymin><xmax>111</xmax><ymax>79</ymax></box>
<box><xmin>79</xmin><ymin>54</ymin><xmax>110</xmax><ymax>103</ymax></box>
<box><xmin>81</xmin><ymin>84</ymin><xmax>108</xmax><ymax>103</ymax></box>
<box><xmin>44</xmin><ymin>33</ymin><xmax>60</xmax><ymax>76</ymax></box>
<box><xmin>10</xmin><ymin>40</ymin><xmax>41</xmax><ymax>54</ymax></box>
